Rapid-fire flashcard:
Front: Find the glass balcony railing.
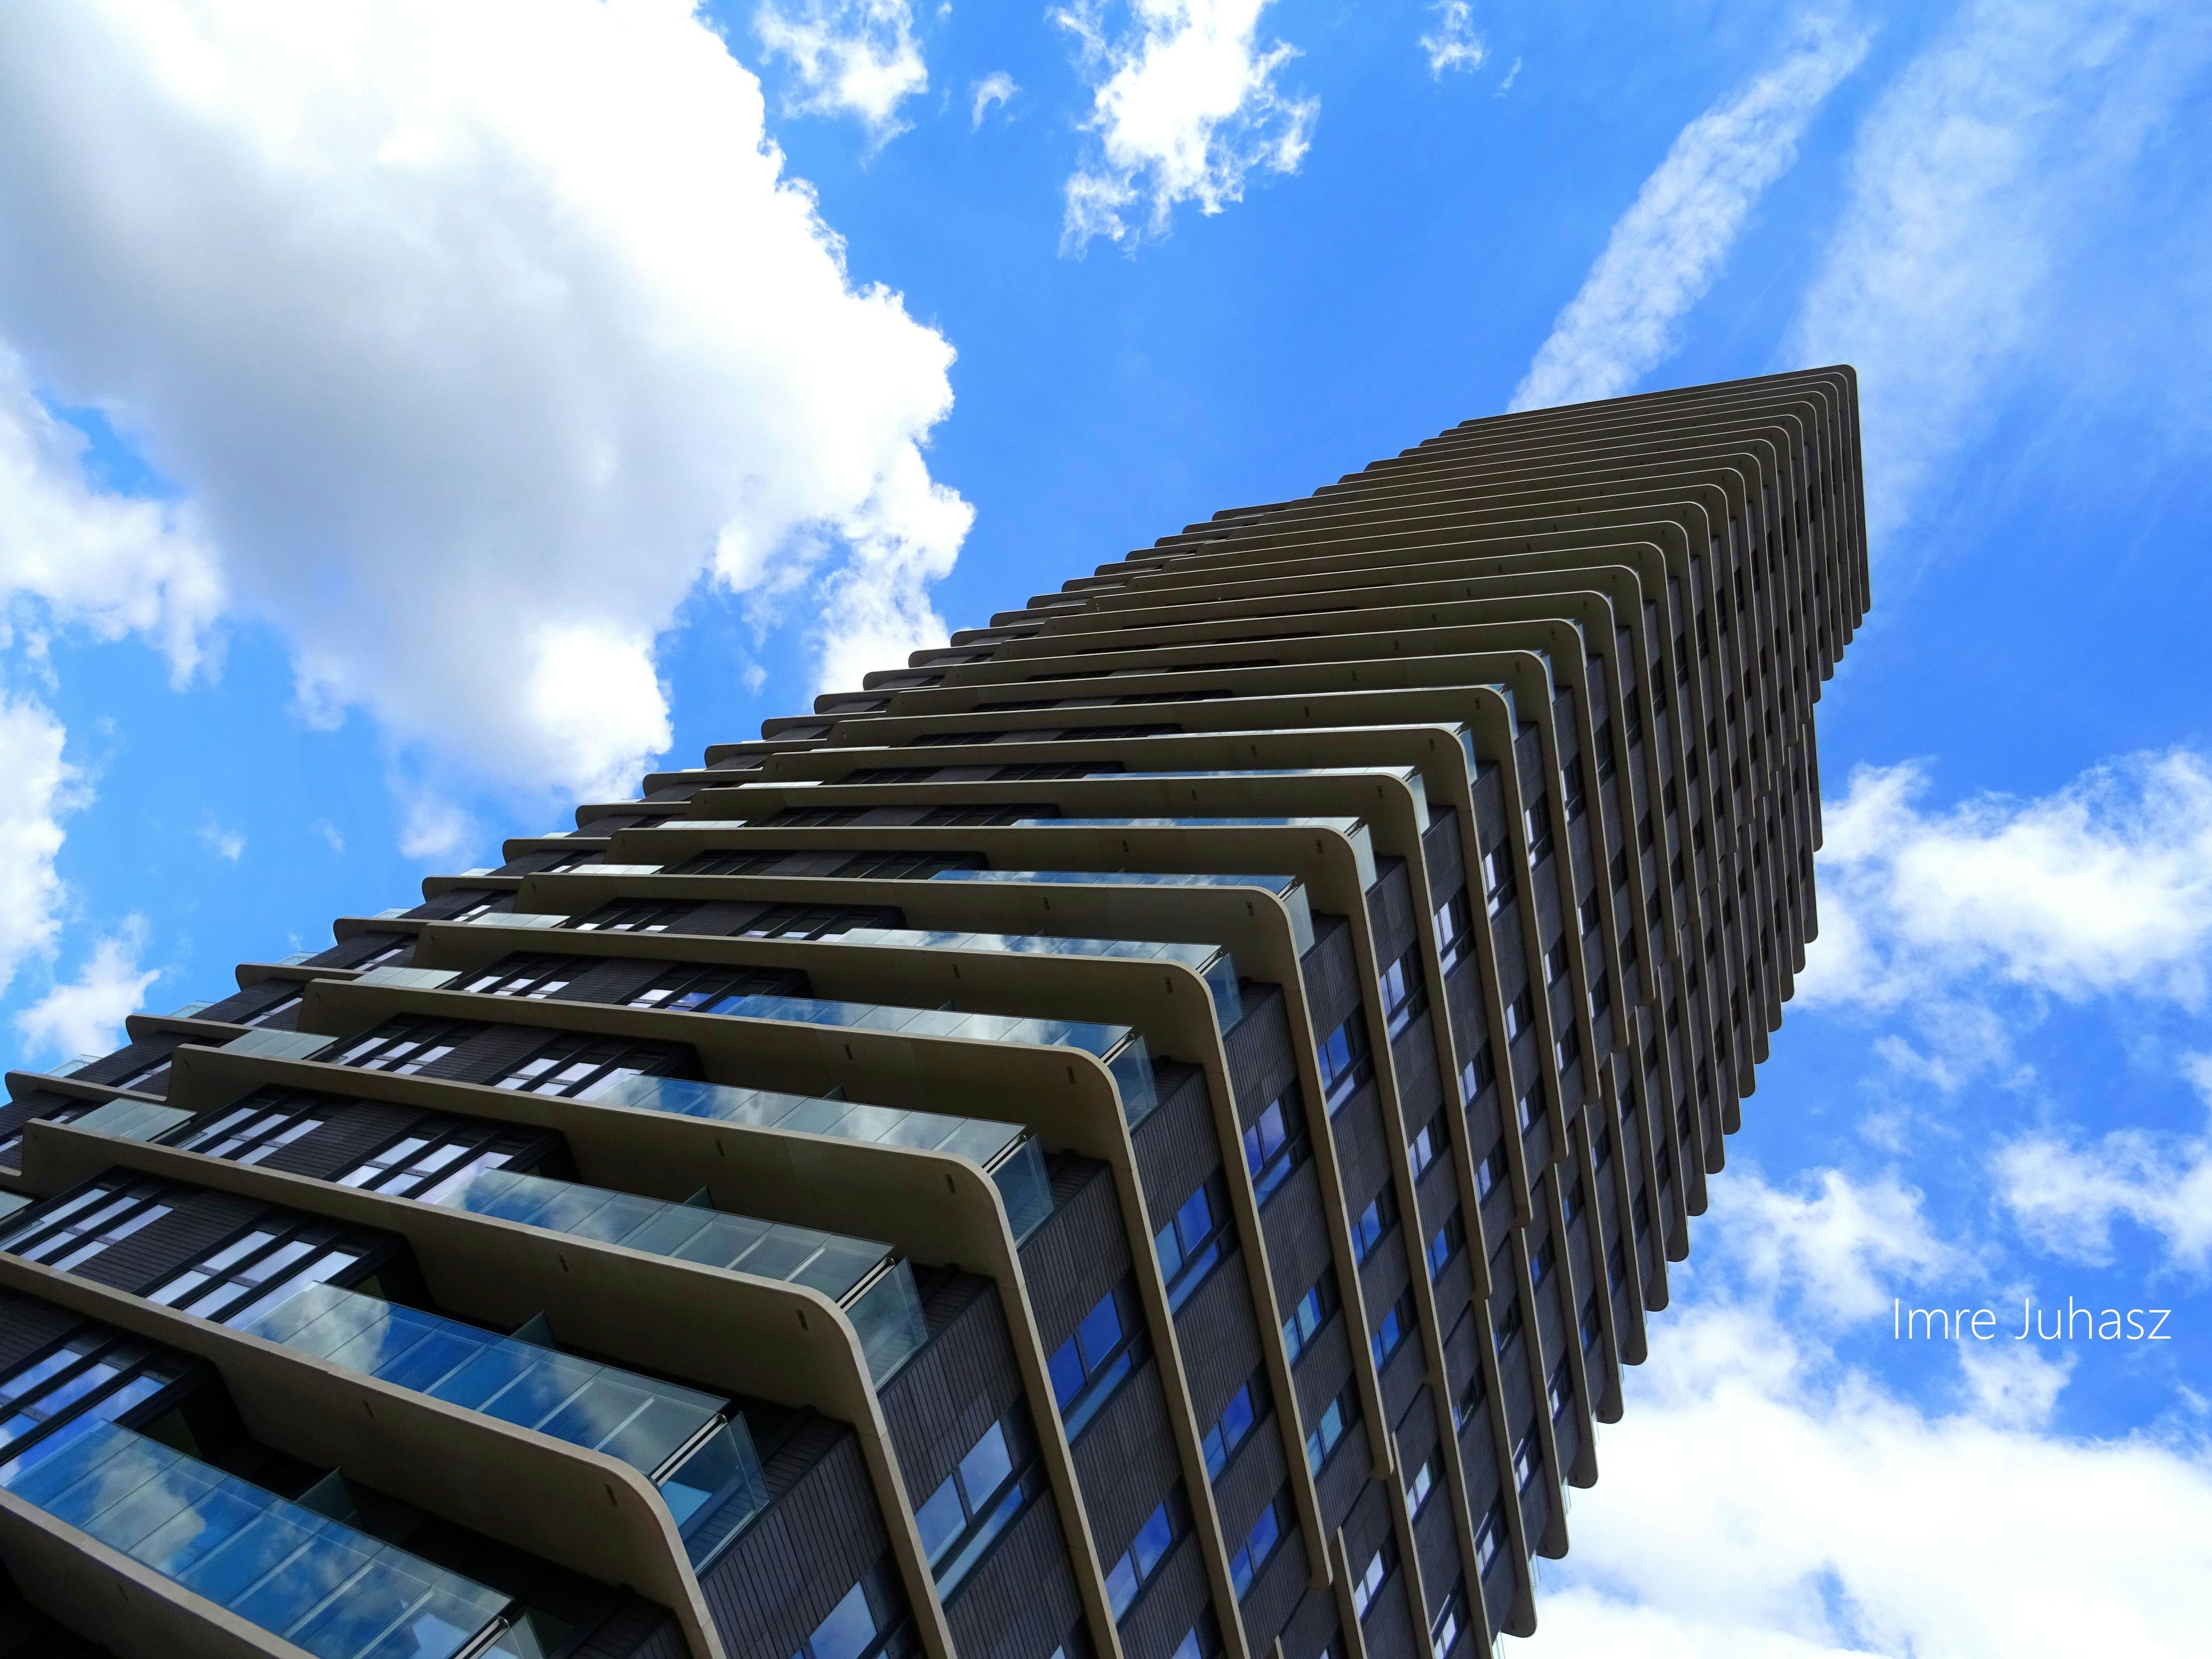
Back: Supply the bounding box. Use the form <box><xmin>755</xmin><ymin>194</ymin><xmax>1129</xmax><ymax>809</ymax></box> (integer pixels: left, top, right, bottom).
<box><xmin>839</xmin><ymin>925</ymin><xmax>1243</xmax><ymax>1030</ymax></box>
<box><xmin>0</xmin><ymin>1420</ymin><xmax>537</xmax><ymax>1659</ymax></box>
<box><xmin>235</xmin><ymin>1284</ymin><xmax>767</xmax><ymax>1566</ymax></box>
<box><xmin>1022</xmin><ymin>816</ymin><xmax>1377</xmax><ymax>888</ymax></box>
<box><xmin>420</xmin><ymin>1169</ymin><xmax>927</xmax><ymax>1383</ymax></box>
<box><xmin>597</xmin><ymin>1075</ymin><xmax>1052</xmax><ymax>1241</ymax></box>
<box><xmin>931</xmin><ymin>867</ymin><xmax>1316</xmax><ymax>954</ymax></box>
<box><xmin>707</xmin><ymin>992</ymin><xmax>1158</xmax><ymax>1126</ymax></box>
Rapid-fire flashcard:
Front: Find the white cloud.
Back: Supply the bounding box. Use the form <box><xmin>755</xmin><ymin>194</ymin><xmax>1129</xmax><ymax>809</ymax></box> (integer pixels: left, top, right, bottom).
<box><xmin>1997</xmin><ymin>1053</ymin><xmax>2212</xmax><ymax>1274</ymax></box>
<box><xmin>1801</xmin><ymin>751</ymin><xmax>2212</xmax><ymax>1014</ymax></box>
<box><xmin>13</xmin><ymin>923</ymin><xmax>157</xmax><ymax>1060</ymax></box>
<box><xmin>0</xmin><ymin>693</ymin><xmax>76</xmax><ymax>997</ymax></box>
<box><xmin>1787</xmin><ymin>0</ymin><xmax>2212</xmax><ymax>548</ymax></box>
<box><xmin>198</xmin><ymin>820</ymin><xmax>244</xmax><ymax>862</ymax></box>
<box><xmin>970</xmin><ymin>71</ymin><xmax>1017</xmax><ymax>129</ymax></box>
<box><xmin>1055</xmin><ymin>0</ymin><xmax>1316</xmax><ymax>253</ymax></box>
<box><xmin>1724</xmin><ymin>1165</ymin><xmax>1963</xmax><ymax>1323</ymax></box>
<box><xmin>314</xmin><ymin>819</ymin><xmax>346</xmax><ymax>855</ymax></box>
<box><xmin>1526</xmin><ymin>1167</ymin><xmax>2212</xmax><ymax>1656</ymax></box>
<box><xmin>0</xmin><ymin>0</ymin><xmax>971</xmax><ymax>812</ymax></box>
<box><xmin>0</xmin><ymin>346</ymin><xmax>223</xmax><ymax>678</ymax></box>
<box><xmin>754</xmin><ymin>0</ymin><xmax>928</xmax><ymax>143</ymax></box>
<box><xmin>1532</xmin><ymin>1301</ymin><xmax>2212</xmax><ymax>1656</ymax></box>
<box><xmin>1510</xmin><ymin>13</ymin><xmax>1869</xmax><ymax>412</ymax></box>
<box><xmin>1419</xmin><ymin>1</ymin><xmax>1484</xmax><ymax>78</ymax></box>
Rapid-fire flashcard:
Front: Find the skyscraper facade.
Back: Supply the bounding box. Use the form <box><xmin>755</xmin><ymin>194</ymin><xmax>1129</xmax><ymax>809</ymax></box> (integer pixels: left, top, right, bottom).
<box><xmin>0</xmin><ymin>367</ymin><xmax>1864</xmax><ymax>1659</ymax></box>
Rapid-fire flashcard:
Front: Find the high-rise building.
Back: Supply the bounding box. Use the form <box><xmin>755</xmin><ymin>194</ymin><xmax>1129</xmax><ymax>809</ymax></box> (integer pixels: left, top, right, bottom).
<box><xmin>0</xmin><ymin>367</ymin><xmax>1863</xmax><ymax>1659</ymax></box>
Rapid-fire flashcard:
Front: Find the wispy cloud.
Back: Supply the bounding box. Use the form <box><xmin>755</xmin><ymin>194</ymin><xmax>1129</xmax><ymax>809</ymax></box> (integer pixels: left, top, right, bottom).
<box><xmin>1802</xmin><ymin>750</ymin><xmax>2212</xmax><ymax>1016</ymax></box>
<box><xmin>0</xmin><ymin>691</ymin><xmax>76</xmax><ymax>997</ymax></box>
<box><xmin>1787</xmin><ymin>0</ymin><xmax>2212</xmax><ymax>550</ymax></box>
<box><xmin>1055</xmin><ymin>0</ymin><xmax>1316</xmax><ymax>253</ymax></box>
<box><xmin>971</xmin><ymin>71</ymin><xmax>1017</xmax><ymax>129</ymax></box>
<box><xmin>754</xmin><ymin>0</ymin><xmax>929</xmax><ymax>144</ymax></box>
<box><xmin>13</xmin><ymin>921</ymin><xmax>156</xmax><ymax>1060</ymax></box>
<box><xmin>1999</xmin><ymin>1052</ymin><xmax>2212</xmax><ymax>1274</ymax></box>
<box><xmin>1419</xmin><ymin>0</ymin><xmax>1484</xmax><ymax>77</ymax></box>
<box><xmin>198</xmin><ymin>819</ymin><xmax>244</xmax><ymax>862</ymax></box>
<box><xmin>1511</xmin><ymin>12</ymin><xmax>1869</xmax><ymax>412</ymax></box>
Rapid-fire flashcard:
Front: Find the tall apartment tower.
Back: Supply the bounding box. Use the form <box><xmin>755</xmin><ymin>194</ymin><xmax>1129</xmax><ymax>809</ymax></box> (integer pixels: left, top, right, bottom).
<box><xmin>0</xmin><ymin>368</ymin><xmax>1863</xmax><ymax>1659</ymax></box>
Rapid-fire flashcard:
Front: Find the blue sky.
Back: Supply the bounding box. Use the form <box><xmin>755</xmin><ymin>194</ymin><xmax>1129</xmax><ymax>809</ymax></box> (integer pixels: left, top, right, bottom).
<box><xmin>1</xmin><ymin>0</ymin><xmax>2209</xmax><ymax>1649</ymax></box>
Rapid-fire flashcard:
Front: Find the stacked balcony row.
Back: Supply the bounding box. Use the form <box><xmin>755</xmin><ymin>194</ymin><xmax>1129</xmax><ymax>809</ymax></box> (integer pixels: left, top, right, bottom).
<box><xmin>0</xmin><ymin>368</ymin><xmax>1864</xmax><ymax>1659</ymax></box>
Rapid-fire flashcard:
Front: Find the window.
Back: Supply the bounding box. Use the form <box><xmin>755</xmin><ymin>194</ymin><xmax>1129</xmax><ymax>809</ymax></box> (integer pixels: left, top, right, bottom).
<box><xmin>1493</xmin><ymin>1297</ymin><xmax>1523</xmax><ymax>1356</ymax></box>
<box><xmin>734</xmin><ymin>902</ymin><xmax>902</xmax><ymax>941</ymax></box>
<box><xmin>0</xmin><ymin>1329</ymin><xmax>194</xmax><ymax>1474</ymax></box>
<box><xmin>1281</xmin><ymin>1273</ymin><xmax>1339</xmax><ymax>1365</ymax></box>
<box><xmin>1429</xmin><ymin>1581</ymin><xmax>1467</xmax><ymax>1659</ymax></box>
<box><xmin>1317</xmin><ymin>1013</ymin><xmax>1374</xmax><ymax>1113</ymax></box>
<box><xmin>1554</xmin><ymin>1020</ymin><xmax>1581</xmax><ymax>1073</ymax></box>
<box><xmin>1561</xmin><ymin>768</ymin><xmax>1586</xmax><ymax>824</ymax></box>
<box><xmin>1380</xmin><ymin>946</ymin><xmax>1427</xmax><ymax>1035</ymax></box>
<box><xmin>174</xmin><ymin>1091</ymin><xmax>326</xmax><ymax>1166</ymax></box>
<box><xmin>1455</xmin><ymin>1353</ymin><xmax>1489</xmax><ymax>1431</ymax></box>
<box><xmin>333</xmin><ymin>1115</ymin><xmax>546</xmax><ymax>1200</ymax></box>
<box><xmin>495</xmin><ymin>1033</ymin><xmax>693</xmax><ymax>1101</ymax></box>
<box><xmin>1426</xmin><ymin>1214</ymin><xmax>1465</xmax><ymax>1281</ymax></box>
<box><xmin>1155</xmin><ymin>1175</ymin><xmax>1231</xmax><ymax>1311</ymax></box>
<box><xmin>1502</xmin><ymin>988</ymin><xmax>1534</xmax><ymax>1041</ymax></box>
<box><xmin>1350</xmin><ymin>1537</ymin><xmax>1397</xmax><ymax>1621</ymax></box>
<box><xmin>1164</xmin><ymin>1613</ymin><xmax>1222</xmax><ymax>1659</ymax></box>
<box><xmin>1304</xmin><ymin>1382</ymin><xmax>1359</xmax><ymax>1475</ymax></box>
<box><xmin>0</xmin><ymin>1180</ymin><xmax>175</xmax><ymax>1275</ymax></box>
<box><xmin>913</xmin><ymin>1410</ymin><xmax>1041</xmax><ymax>1594</ymax></box>
<box><xmin>833</xmin><ymin>850</ymin><xmax>987</xmax><ymax>880</ymax></box>
<box><xmin>1241</xmin><ymin>1091</ymin><xmax>1309</xmax><ymax>1205</ymax></box>
<box><xmin>1474</xmin><ymin>1139</ymin><xmax>1508</xmax><ymax>1201</ymax></box>
<box><xmin>1531</xmin><ymin>1237</ymin><xmax>1556</xmax><ymax>1287</ymax></box>
<box><xmin>1406</xmin><ymin>1450</ymin><xmax>1440</xmax><ymax>1514</ymax></box>
<box><xmin>1523</xmin><ymin>798</ymin><xmax>1553</xmax><ymax>864</ymax></box>
<box><xmin>1458</xmin><ymin>1041</ymin><xmax>1495</xmax><ymax>1104</ymax></box>
<box><xmin>1580</xmin><ymin>1294</ymin><xmax>1604</xmax><ymax>1353</ymax></box>
<box><xmin>1047</xmin><ymin>1281</ymin><xmax>1147</xmax><ymax>1439</ymax></box>
<box><xmin>1201</xmin><ymin>1375</ymin><xmax>1268</xmax><ymax>1479</ymax></box>
<box><xmin>1370</xmin><ymin>1289</ymin><xmax>1416</xmax><ymax>1370</ymax></box>
<box><xmin>241</xmin><ymin>990</ymin><xmax>303</xmax><ymax>1028</ymax></box>
<box><xmin>1655</xmin><ymin>1142</ymin><xmax>1674</xmax><ymax>1187</ymax></box>
<box><xmin>1516</xmin><ymin>1083</ymin><xmax>1544</xmax><ymax>1135</ymax></box>
<box><xmin>324</xmin><ymin>1017</ymin><xmax>475</xmax><ymax>1077</ymax></box>
<box><xmin>1544</xmin><ymin>936</ymin><xmax>1569</xmax><ymax>986</ymax></box>
<box><xmin>1476</xmin><ymin>1500</ymin><xmax>1507</xmax><ymax>1573</ymax></box>
<box><xmin>1633</xmin><ymin>1192</ymin><xmax>1651</xmax><ymax>1236</ymax></box>
<box><xmin>568</xmin><ymin>900</ymin><xmax>698</xmax><ymax>934</ymax></box>
<box><xmin>1435</xmin><ymin>888</ymin><xmax>1475</xmax><ymax>975</ymax></box>
<box><xmin>1624</xmin><ymin>689</ymin><xmax>1644</xmax><ymax>747</ymax></box>
<box><xmin>1513</xmin><ymin>1429</ymin><xmax>1543</xmax><ymax>1494</ymax></box>
<box><xmin>460</xmin><ymin>954</ymin><xmax>580</xmax><ymax>1000</ymax></box>
<box><xmin>1104</xmin><ymin>1493</ymin><xmax>1186</xmax><ymax>1620</ymax></box>
<box><xmin>789</xmin><ymin>1566</ymin><xmax>909</xmax><ymax>1659</ymax></box>
<box><xmin>1606</xmin><ymin>1241</ymin><xmax>1628</xmax><ymax>1294</ymax></box>
<box><xmin>1562</xmin><ymin>1181</ymin><xmax>1584</xmax><ymax>1226</ymax></box>
<box><xmin>1578</xmin><ymin>894</ymin><xmax>1601</xmax><ymax>937</ymax></box>
<box><xmin>139</xmin><ymin>1213</ymin><xmax>382</xmax><ymax>1332</ymax></box>
<box><xmin>1589</xmin><ymin>970</ymin><xmax>1612</xmax><ymax>1020</ymax></box>
<box><xmin>1409</xmin><ymin>1115</ymin><xmax>1446</xmax><ymax>1182</ymax></box>
<box><xmin>1592</xmin><ymin>1122</ymin><xmax>1613</xmax><ymax>1169</ymax></box>
<box><xmin>1349</xmin><ymin>1186</ymin><xmax>1397</xmax><ymax>1263</ymax></box>
<box><xmin>1228</xmin><ymin>1487</ymin><xmax>1292</xmax><ymax>1596</ymax></box>
<box><xmin>671</xmin><ymin>849</ymin><xmax>785</xmax><ymax>877</ymax></box>
<box><xmin>1595</xmin><ymin>716</ymin><xmax>1619</xmax><ymax>779</ymax></box>
<box><xmin>1548</xmin><ymin>1359</ymin><xmax>1576</xmax><ymax>1421</ymax></box>
<box><xmin>627</xmin><ymin>962</ymin><xmax>809</xmax><ymax>1012</ymax></box>
<box><xmin>1481</xmin><ymin>843</ymin><xmax>1514</xmax><ymax>915</ymax></box>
